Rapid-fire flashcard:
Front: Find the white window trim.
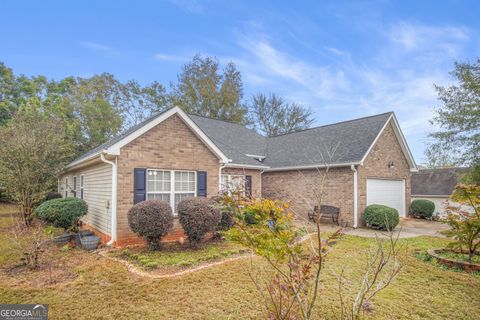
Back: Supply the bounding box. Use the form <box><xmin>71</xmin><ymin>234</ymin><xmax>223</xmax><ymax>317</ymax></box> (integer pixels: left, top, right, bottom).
<box><xmin>72</xmin><ymin>176</ymin><xmax>77</xmax><ymax>198</ymax></box>
<box><xmin>80</xmin><ymin>175</ymin><xmax>84</xmax><ymax>200</ymax></box>
<box><xmin>146</xmin><ymin>169</ymin><xmax>197</xmax><ymax>215</ymax></box>
<box><xmin>221</xmin><ymin>174</ymin><xmax>245</xmax><ymax>196</ymax></box>
<box><xmin>64</xmin><ymin>177</ymin><xmax>68</xmax><ymax>198</ymax></box>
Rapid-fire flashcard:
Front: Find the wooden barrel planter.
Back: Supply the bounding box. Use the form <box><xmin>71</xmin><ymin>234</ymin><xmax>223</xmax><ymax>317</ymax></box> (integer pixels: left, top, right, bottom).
<box><xmin>427</xmin><ymin>249</ymin><xmax>480</xmax><ymax>273</ymax></box>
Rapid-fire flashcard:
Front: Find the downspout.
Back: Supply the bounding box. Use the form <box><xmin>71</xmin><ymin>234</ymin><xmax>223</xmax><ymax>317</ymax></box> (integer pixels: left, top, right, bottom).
<box><xmin>219</xmin><ymin>162</ymin><xmax>227</xmax><ymax>192</ymax></box>
<box><xmin>101</xmin><ymin>153</ymin><xmax>117</xmax><ymax>246</ymax></box>
<box><xmin>351</xmin><ymin>165</ymin><xmax>358</xmax><ymax>228</ymax></box>
<box><xmin>259</xmin><ymin>170</ymin><xmax>264</xmax><ymax>198</ymax></box>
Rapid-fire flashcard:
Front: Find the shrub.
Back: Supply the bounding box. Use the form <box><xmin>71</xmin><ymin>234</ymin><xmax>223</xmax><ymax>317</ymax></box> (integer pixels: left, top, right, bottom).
<box><xmin>35</xmin><ymin>197</ymin><xmax>88</xmax><ymax>231</ymax></box>
<box><xmin>178</xmin><ymin>197</ymin><xmax>221</xmax><ymax>247</ymax></box>
<box><xmin>127</xmin><ymin>200</ymin><xmax>174</xmax><ymax>250</ymax></box>
<box><xmin>410</xmin><ymin>199</ymin><xmax>435</xmax><ymax>219</ymax></box>
<box><xmin>209</xmin><ymin>196</ymin><xmax>234</xmax><ymax>231</ymax></box>
<box><xmin>45</xmin><ymin>192</ymin><xmax>62</xmax><ymax>201</ymax></box>
<box><xmin>363</xmin><ymin>204</ymin><xmax>400</xmax><ymax>230</ymax></box>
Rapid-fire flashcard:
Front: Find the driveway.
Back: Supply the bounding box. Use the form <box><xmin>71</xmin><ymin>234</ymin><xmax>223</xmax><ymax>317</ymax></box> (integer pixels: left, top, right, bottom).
<box><xmin>318</xmin><ymin>218</ymin><xmax>449</xmax><ymax>239</ymax></box>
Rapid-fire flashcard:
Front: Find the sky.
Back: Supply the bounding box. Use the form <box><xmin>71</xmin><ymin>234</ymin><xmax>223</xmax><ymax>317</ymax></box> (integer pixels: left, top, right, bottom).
<box><xmin>1</xmin><ymin>0</ymin><xmax>479</xmax><ymax>164</ymax></box>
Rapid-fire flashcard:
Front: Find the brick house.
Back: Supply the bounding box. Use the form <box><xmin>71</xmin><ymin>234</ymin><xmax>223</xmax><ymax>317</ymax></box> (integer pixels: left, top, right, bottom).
<box><xmin>59</xmin><ymin>107</ymin><xmax>417</xmax><ymax>246</ymax></box>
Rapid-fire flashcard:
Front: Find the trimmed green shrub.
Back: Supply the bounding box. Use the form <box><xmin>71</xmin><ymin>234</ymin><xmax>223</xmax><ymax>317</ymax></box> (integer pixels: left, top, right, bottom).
<box><xmin>363</xmin><ymin>204</ymin><xmax>400</xmax><ymax>230</ymax></box>
<box><xmin>178</xmin><ymin>197</ymin><xmax>221</xmax><ymax>247</ymax></box>
<box><xmin>127</xmin><ymin>200</ymin><xmax>174</xmax><ymax>250</ymax></box>
<box><xmin>35</xmin><ymin>197</ymin><xmax>88</xmax><ymax>231</ymax></box>
<box><xmin>410</xmin><ymin>199</ymin><xmax>435</xmax><ymax>219</ymax></box>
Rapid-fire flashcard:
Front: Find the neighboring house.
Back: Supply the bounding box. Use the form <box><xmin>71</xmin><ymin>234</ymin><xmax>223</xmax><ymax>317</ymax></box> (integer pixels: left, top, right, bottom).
<box><xmin>411</xmin><ymin>167</ymin><xmax>470</xmax><ymax>216</ymax></box>
<box><xmin>59</xmin><ymin>107</ymin><xmax>417</xmax><ymax>246</ymax></box>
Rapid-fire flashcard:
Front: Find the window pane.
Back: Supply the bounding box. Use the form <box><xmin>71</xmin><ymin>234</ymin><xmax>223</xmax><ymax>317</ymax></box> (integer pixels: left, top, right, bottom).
<box><xmin>147</xmin><ymin>193</ymin><xmax>170</xmax><ymax>203</ymax></box>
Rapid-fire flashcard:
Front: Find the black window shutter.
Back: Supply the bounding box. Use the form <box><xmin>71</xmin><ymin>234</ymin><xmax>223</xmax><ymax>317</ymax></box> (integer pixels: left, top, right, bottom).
<box><xmin>245</xmin><ymin>175</ymin><xmax>252</xmax><ymax>196</ymax></box>
<box><xmin>134</xmin><ymin>168</ymin><xmax>147</xmax><ymax>204</ymax></box>
<box><xmin>197</xmin><ymin>171</ymin><xmax>207</xmax><ymax>197</ymax></box>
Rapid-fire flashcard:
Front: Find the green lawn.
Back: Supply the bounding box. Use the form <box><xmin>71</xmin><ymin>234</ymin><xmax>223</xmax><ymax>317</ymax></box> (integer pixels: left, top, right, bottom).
<box><xmin>0</xmin><ymin>203</ymin><xmax>478</xmax><ymax>319</ymax></box>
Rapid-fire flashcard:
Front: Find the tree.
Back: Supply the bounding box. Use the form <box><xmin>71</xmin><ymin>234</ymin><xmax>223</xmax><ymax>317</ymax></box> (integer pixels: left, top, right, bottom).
<box><xmin>169</xmin><ymin>54</ymin><xmax>249</xmax><ymax>124</ymax></box>
<box><xmin>250</xmin><ymin>93</ymin><xmax>313</xmax><ymax>137</ymax></box>
<box><xmin>443</xmin><ymin>184</ymin><xmax>480</xmax><ymax>263</ymax></box>
<box><xmin>0</xmin><ymin>101</ymin><xmax>74</xmax><ymax>225</ymax></box>
<box><xmin>427</xmin><ymin>59</ymin><xmax>480</xmax><ymax>167</ymax></box>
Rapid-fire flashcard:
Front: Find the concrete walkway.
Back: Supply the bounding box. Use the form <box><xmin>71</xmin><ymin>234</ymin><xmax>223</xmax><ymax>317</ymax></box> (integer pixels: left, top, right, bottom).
<box><xmin>317</xmin><ymin>218</ymin><xmax>450</xmax><ymax>238</ymax></box>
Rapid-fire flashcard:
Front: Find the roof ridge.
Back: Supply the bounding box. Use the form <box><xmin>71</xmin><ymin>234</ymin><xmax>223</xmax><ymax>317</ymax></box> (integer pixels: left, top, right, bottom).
<box><xmin>268</xmin><ymin>111</ymin><xmax>394</xmax><ymax>138</ymax></box>
<box><xmin>188</xmin><ymin>113</ymin><xmax>250</xmax><ymax>127</ymax></box>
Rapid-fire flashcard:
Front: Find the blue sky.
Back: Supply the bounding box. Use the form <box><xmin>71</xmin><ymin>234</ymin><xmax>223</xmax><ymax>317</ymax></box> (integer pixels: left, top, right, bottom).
<box><xmin>1</xmin><ymin>0</ymin><xmax>479</xmax><ymax>164</ymax></box>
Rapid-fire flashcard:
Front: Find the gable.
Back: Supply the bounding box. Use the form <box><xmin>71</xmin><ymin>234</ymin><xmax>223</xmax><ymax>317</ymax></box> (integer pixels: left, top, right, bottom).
<box><xmin>362</xmin><ymin>120</ymin><xmax>411</xmax><ymax>170</ymax></box>
<box><xmin>120</xmin><ymin>114</ymin><xmax>220</xmax><ymax>165</ymax></box>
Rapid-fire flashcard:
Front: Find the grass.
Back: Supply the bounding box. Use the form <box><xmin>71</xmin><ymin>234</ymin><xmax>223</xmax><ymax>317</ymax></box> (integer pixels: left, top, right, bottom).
<box><xmin>0</xmin><ymin>203</ymin><xmax>479</xmax><ymax>319</ymax></box>
<box><xmin>110</xmin><ymin>241</ymin><xmax>249</xmax><ymax>271</ymax></box>
<box><xmin>436</xmin><ymin>250</ymin><xmax>480</xmax><ymax>264</ymax></box>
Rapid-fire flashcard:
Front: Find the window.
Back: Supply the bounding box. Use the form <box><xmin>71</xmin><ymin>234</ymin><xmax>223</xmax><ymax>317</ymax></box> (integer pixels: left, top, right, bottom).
<box><xmin>64</xmin><ymin>178</ymin><xmax>68</xmax><ymax>198</ymax></box>
<box><xmin>221</xmin><ymin>174</ymin><xmax>245</xmax><ymax>195</ymax></box>
<box><xmin>80</xmin><ymin>175</ymin><xmax>84</xmax><ymax>200</ymax></box>
<box><xmin>174</xmin><ymin>171</ymin><xmax>195</xmax><ymax>210</ymax></box>
<box><xmin>72</xmin><ymin>176</ymin><xmax>77</xmax><ymax>197</ymax></box>
<box><xmin>146</xmin><ymin>169</ymin><xmax>196</xmax><ymax>213</ymax></box>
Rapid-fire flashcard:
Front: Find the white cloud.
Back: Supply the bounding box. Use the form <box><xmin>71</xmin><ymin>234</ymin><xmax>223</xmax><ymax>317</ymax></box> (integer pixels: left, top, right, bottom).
<box><xmin>78</xmin><ymin>41</ymin><xmax>118</xmax><ymax>57</ymax></box>
<box><xmin>153</xmin><ymin>53</ymin><xmax>189</xmax><ymax>62</ymax></box>
<box><xmin>386</xmin><ymin>22</ymin><xmax>469</xmax><ymax>61</ymax></box>
<box><xmin>229</xmin><ymin>21</ymin><xmax>470</xmax><ymax>162</ymax></box>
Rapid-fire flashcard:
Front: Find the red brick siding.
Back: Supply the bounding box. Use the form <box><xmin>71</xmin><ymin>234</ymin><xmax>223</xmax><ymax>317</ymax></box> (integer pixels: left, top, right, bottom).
<box><xmin>115</xmin><ymin>114</ymin><xmax>221</xmax><ymax>246</ymax></box>
<box><xmin>262</xmin><ymin>167</ymin><xmax>354</xmax><ymax>225</ymax></box>
<box><xmin>357</xmin><ymin>121</ymin><xmax>411</xmax><ymax>222</ymax></box>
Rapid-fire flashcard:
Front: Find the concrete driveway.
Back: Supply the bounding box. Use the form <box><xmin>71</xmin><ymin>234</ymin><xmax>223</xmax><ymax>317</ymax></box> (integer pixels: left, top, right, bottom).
<box><xmin>318</xmin><ymin>218</ymin><xmax>450</xmax><ymax>239</ymax></box>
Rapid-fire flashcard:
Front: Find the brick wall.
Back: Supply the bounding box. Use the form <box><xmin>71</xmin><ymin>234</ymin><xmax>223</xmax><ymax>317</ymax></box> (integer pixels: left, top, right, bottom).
<box><xmin>221</xmin><ymin>167</ymin><xmax>263</xmax><ymax>197</ymax></box>
<box><xmin>115</xmin><ymin>114</ymin><xmax>221</xmax><ymax>245</ymax></box>
<box><xmin>262</xmin><ymin>120</ymin><xmax>412</xmax><ymax>227</ymax></box>
<box><xmin>262</xmin><ymin>167</ymin><xmax>354</xmax><ymax>225</ymax></box>
<box><xmin>357</xmin><ymin>121</ymin><xmax>411</xmax><ymax>222</ymax></box>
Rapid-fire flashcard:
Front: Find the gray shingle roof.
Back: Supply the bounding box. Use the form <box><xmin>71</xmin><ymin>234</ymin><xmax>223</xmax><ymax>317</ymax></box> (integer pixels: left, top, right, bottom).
<box><xmin>264</xmin><ymin>112</ymin><xmax>392</xmax><ymax>168</ymax></box>
<box><xmin>411</xmin><ymin>168</ymin><xmax>470</xmax><ymax>196</ymax></box>
<box><xmin>188</xmin><ymin>115</ymin><xmax>267</xmax><ymax>167</ymax></box>
<box><xmin>68</xmin><ymin>109</ymin><xmax>397</xmax><ymax>169</ymax></box>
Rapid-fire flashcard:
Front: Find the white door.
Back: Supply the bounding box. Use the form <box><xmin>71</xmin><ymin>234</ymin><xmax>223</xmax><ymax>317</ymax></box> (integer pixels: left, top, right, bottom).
<box><xmin>366</xmin><ymin>179</ymin><xmax>405</xmax><ymax>217</ymax></box>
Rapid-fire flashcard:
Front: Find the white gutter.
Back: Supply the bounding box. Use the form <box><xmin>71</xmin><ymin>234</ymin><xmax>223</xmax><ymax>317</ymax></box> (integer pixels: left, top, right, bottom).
<box><xmin>100</xmin><ymin>152</ymin><xmax>117</xmax><ymax>246</ymax></box>
<box><xmin>265</xmin><ymin>162</ymin><xmax>360</xmax><ymax>172</ymax></box>
<box><xmin>351</xmin><ymin>165</ymin><xmax>358</xmax><ymax>228</ymax></box>
<box><xmin>225</xmin><ymin>163</ymin><xmax>270</xmax><ymax>170</ymax></box>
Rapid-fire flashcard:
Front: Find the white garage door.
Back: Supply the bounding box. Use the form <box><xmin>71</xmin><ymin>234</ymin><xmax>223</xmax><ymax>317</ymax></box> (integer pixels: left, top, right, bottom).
<box><xmin>366</xmin><ymin>179</ymin><xmax>405</xmax><ymax>217</ymax></box>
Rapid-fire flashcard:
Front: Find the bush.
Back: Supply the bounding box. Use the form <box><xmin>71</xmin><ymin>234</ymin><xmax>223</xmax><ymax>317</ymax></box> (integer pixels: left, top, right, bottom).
<box><xmin>35</xmin><ymin>197</ymin><xmax>88</xmax><ymax>231</ymax></box>
<box><xmin>127</xmin><ymin>200</ymin><xmax>174</xmax><ymax>250</ymax></box>
<box><xmin>209</xmin><ymin>196</ymin><xmax>234</xmax><ymax>231</ymax></box>
<box><xmin>178</xmin><ymin>197</ymin><xmax>221</xmax><ymax>247</ymax></box>
<box><xmin>410</xmin><ymin>199</ymin><xmax>435</xmax><ymax>219</ymax></box>
<box><xmin>45</xmin><ymin>192</ymin><xmax>62</xmax><ymax>201</ymax></box>
<box><xmin>363</xmin><ymin>204</ymin><xmax>400</xmax><ymax>230</ymax></box>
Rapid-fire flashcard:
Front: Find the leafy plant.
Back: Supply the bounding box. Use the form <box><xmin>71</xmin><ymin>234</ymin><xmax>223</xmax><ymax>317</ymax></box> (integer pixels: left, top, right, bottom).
<box><xmin>127</xmin><ymin>200</ymin><xmax>174</xmax><ymax>250</ymax></box>
<box><xmin>178</xmin><ymin>197</ymin><xmax>221</xmax><ymax>247</ymax></box>
<box><xmin>442</xmin><ymin>184</ymin><xmax>480</xmax><ymax>263</ymax></box>
<box><xmin>410</xmin><ymin>199</ymin><xmax>435</xmax><ymax>219</ymax></box>
<box><xmin>35</xmin><ymin>197</ymin><xmax>88</xmax><ymax>231</ymax></box>
<box><xmin>363</xmin><ymin>205</ymin><xmax>400</xmax><ymax>230</ymax></box>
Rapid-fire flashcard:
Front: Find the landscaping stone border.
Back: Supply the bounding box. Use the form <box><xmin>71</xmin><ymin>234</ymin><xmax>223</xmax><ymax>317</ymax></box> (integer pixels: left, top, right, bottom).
<box><xmin>427</xmin><ymin>249</ymin><xmax>480</xmax><ymax>273</ymax></box>
<box><xmin>97</xmin><ymin>232</ymin><xmax>318</xmax><ymax>279</ymax></box>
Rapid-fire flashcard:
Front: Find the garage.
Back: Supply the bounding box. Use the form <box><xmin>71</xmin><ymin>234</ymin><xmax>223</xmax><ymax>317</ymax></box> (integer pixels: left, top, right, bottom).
<box><xmin>366</xmin><ymin>179</ymin><xmax>405</xmax><ymax>217</ymax></box>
